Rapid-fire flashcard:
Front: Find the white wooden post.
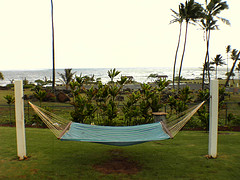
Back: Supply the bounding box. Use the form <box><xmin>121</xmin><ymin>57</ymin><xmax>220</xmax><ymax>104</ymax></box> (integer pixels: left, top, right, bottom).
<box><xmin>14</xmin><ymin>80</ymin><xmax>27</xmax><ymax>160</ymax></box>
<box><xmin>208</xmin><ymin>80</ymin><xmax>218</xmax><ymax>158</ymax></box>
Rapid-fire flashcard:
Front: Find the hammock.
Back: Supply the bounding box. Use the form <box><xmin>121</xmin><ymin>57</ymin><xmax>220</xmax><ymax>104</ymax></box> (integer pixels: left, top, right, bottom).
<box><xmin>29</xmin><ymin>101</ymin><xmax>205</xmax><ymax>146</ymax></box>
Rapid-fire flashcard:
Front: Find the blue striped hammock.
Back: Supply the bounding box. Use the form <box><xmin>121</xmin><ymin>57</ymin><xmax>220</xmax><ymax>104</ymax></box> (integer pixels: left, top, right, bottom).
<box><xmin>60</xmin><ymin>121</ymin><xmax>171</xmax><ymax>146</ymax></box>
<box><xmin>29</xmin><ymin>101</ymin><xmax>205</xmax><ymax>146</ymax></box>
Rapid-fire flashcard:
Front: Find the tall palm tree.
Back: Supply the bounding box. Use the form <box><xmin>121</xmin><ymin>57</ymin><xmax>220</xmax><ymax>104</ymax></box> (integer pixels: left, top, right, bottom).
<box><xmin>201</xmin><ymin>0</ymin><xmax>230</xmax><ymax>89</ymax></box>
<box><xmin>170</xmin><ymin>4</ymin><xmax>185</xmax><ymax>89</ymax></box>
<box><xmin>210</xmin><ymin>54</ymin><xmax>225</xmax><ymax>79</ymax></box>
<box><xmin>226</xmin><ymin>45</ymin><xmax>231</xmax><ymax>73</ymax></box>
<box><xmin>51</xmin><ymin>0</ymin><xmax>55</xmax><ymax>92</ymax></box>
<box><xmin>58</xmin><ymin>68</ymin><xmax>76</xmax><ymax>90</ymax></box>
<box><xmin>200</xmin><ymin>16</ymin><xmax>218</xmax><ymax>87</ymax></box>
<box><xmin>0</xmin><ymin>72</ymin><xmax>4</xmax><ymax>80</ymax></box>
<box><xmin>177</xmin><ymin>0</ymin><xmax>204</xmax><ymax>90</ymax></box>
<box><xmin>225</xmin><ymin>49</ymin><xmax>240</xmax><ymax>87</ymax></box>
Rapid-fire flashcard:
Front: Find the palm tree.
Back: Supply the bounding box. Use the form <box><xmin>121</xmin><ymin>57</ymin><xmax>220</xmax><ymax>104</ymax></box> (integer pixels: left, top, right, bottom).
<box><xmin>170</xmin><ymin>4</ymin><xmax>185</xmax><ymax>89</ymax></box>
<box><xmin>58</xmin><ymin>68</ymin><xmax>76</xmax><ymax>90</ymax></box>
<box><xmin>0</xmin><ymin>72</ymin><xmax>4</xmax><ymax>80</ymax></box>
<box><xmin>225</xmin><ymin>49</ymin><xmax>240</xmax><ymax>87</ymax></box>
<box><xmin>201</xmin><ymin>0</ymin><xmax>230</xmax><ymax>89</ymax></box>
<box><xmin>226</xmin><ymin>45</ymin><xmax>231</xmax><ymax>73</ymax></box>
<box><xmin>108</xmin><ymin>68</ymin><xmax>121</xmax><ymax>83</ymax></box>
<box><xmin>202</xmin><ymin>61</ymin><xmax>214</xmax><ymax>83</ymax></box>
<box><xmin>210</xmin><ymin>54</ymin><xmax>225</xmax><ymax>79</ymax></box>
<box><xmin>177</xmin><ymin>0</ymin><xmax>204</xmax><ymax>90</ymax></box>
<box><xmin>51</xmin><ymin>0</ymin><xmax>55</xmax><ymax>92</ymax></box>
<box><xmin>200</xmin><ymin>17</ymin><xmax>218</xmax><ymax>87</ymax></box>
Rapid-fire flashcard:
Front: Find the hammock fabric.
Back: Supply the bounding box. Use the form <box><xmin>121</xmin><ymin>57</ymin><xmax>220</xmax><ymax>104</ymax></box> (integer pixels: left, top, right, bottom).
<box><xmin>29</xmin><ymin>101</ymin><xmax>205</xmax><ymax>146</ymax></box>
<box><xmin>61</xmin><ymin>122</ymin><xmax>170</xmax><ymax>146</ymax></box>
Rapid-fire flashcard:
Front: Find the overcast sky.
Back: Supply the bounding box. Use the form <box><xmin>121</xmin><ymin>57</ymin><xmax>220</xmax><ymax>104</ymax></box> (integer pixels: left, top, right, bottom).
<box><xmin>0</xmin><ymin>0</ymin><xmax>239</xmax><ymax>70</ymax></box>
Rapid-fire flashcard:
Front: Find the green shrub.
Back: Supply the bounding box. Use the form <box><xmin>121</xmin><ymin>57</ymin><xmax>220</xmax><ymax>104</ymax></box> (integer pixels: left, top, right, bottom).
<box><xmin>24</xmin><ymin>84</ymin><xmax>35</xmax><ymax>89</ymax></box>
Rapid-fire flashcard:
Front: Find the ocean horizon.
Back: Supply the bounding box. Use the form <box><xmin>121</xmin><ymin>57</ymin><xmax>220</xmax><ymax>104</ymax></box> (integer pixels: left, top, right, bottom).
<box><xmin>0</xmin><ymin>67</ymin><xmax>230</xmax><ymax>86</ymax></box>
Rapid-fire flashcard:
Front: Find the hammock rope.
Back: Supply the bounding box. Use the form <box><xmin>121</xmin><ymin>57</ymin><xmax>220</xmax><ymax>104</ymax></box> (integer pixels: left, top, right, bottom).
<box><xmin>166</xmin><ymin>101</ymin><xmax>205</xmax><ymax>137</ymax></box>
<box><xmin>29</xmin><ymin>101</ymin><xmax>205</xmax><ymax>146</ymax></box>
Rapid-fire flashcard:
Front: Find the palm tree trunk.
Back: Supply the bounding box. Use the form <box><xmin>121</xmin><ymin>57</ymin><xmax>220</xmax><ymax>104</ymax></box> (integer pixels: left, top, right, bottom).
<box><xmin>202</xmin><ymin>30</ymin><xmax>210</xmax><ymax>89</ymax></box>
<box><xmin>178</xmin><ymin>22</ymin><xmax>189</xmax><ymax>90</ymax></box>
<box><xmin>51</xmin><ymin>0</ymin><xmax>55</xmax><ymax>92</ymax></box>
<box><xmin>173</xmin><ymin>23</ymin><xmax>182</xmax><ymax>89</ymax></box>
<box><xmin>225</xmin><ymin>52</ymin><xmax>240</xmax><ymax>87</ymax></box>
<box><xmin>215</xmin><ymin>65</ymin><xmax>218</xmax><ymax>79</ymax></box>
<box><xmin>207</xmin><ymin>30</ymin><xmax>211</xmax><ymax>83</ymax></box>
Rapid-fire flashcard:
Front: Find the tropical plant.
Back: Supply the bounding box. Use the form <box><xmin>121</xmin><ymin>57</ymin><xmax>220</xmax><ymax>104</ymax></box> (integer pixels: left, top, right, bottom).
<box><xmin>58</xmin><ymin>68</ymin><xmax>76</xmax><ymax>90</ymax></box>
<box><xmin>139</xmin><ymin>84</ymin><xmax>153</xmax><ymax>123</ymax></box>
<box><xmin>226</xmin><ymin>45</ymin><xmax>231</xmax><ymax>73</ymax></box>
<box><xmin>170</xmin><ymin>3</ymin><xmax>185</xmax><ymax>89</ymax></box>
<box><xmin>107</xmin><ymin>68</ymin><xmax>120</xmax><ymax>83</ymax></box>
<box><xmin>178</xmin><ymin>86</ymin><xmax>192</xmax><ymax>104</ymax></box>
<box><xmin>197</xmin><ymin>89</ymin><xmax>209</xmax><ymax>102</ymax></box>
<box><xmin>210</xmin><ymin>54</ymin><xmax>225</xmax><ymax>79</ymax></box>
<box><xmin>200</xmin><ymin>0</ymin><xmax>230</xmax><ymax>89</ymax></box>
<box><xmin>156</xmin><ymin>79</ymin><xmax>170</xmax><ymax>92</ymax></box>
<box><xmin>197</xmin><ymin>105</ymin><xmax>209</xmax><ymax>131</ymax></box>
<box><xmin>70</xmin><ymin>78</ymin><xmax>92</xmax><ymax>123</ymax></box>
<box><xmin>168</xmin><ymin>95</ymin><xmax>177</xmax><ymax>114</ymax></box>
<box><xmin>34</xmin><ymin>90</ymin><xmax>47</xmax><ymax>106</ymax></box>
<box><xmin>83</xmin><ymin>75</ymin><xmax>95</xmax><ymax>84</ymax></box>
<box><xmin>122</xmin><ymin>91</ymin><xmax>141</xmax><ymax>125</ymax></box>
<box><xmin>71</xmin><ymin>90</ymin><xmax>97</xmax><ymax>123</ymax></box>
<box><xmin>177</xmin><ymin>0</ymin><xmax>204</xmax><ymax>90</ymax></box>
<box><xmin>4</xmin><ymin>95</ymin><xmax>15</xmax><ymax>124</ymax></box>
<box><xmin>201</xmin><ymin>61</ymin><xmax>214</xmax><ymax>85</ymax></box>
<box><xmin>103</xmin><ymin>76</ymin><xmax>127</xmax><ymax>125</ymax></box>
<box><xmin>23</xmin><ymin>78</ymin><xmax>29</xmax><ymax>85</ymax></box>
<box><xmin>225</xmin><ymin>49</ymin><xmax>240</xmax><ymax>87</ymax></box>
<box><xmin>0</xmin><ymin>72</ymin><xmax>4</xmax><ymax>80</ymax></box>
<box><xmin>70</xmin><ymin>74</ymin><xmax>127</xmax><ymax>125</ymax></box>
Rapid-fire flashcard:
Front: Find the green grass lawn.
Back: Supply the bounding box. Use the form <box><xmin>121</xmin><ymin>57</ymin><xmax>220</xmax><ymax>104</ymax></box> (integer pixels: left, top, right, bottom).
<box><xmin>1</xmin><ymin>127</ymin><xmax>240</xmax><ymax>180</ymax></box>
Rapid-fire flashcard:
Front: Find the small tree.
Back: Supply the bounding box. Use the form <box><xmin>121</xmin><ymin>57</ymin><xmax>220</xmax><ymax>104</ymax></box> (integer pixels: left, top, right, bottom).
<box><xmin>108</xmin><ymin>68</ymin><xmax>120</xmax><ymax>83</ymax></box>
<box><xmin>122</xmin><ymin>91</ymin><xmax>141</xmax><ymax>125</ymax></box>
<box><xmin>34</xmin><ymin>90</ymin><xmax>47</xmax><ymax>106</ymax></box>
<box><xmin>23</xmin><ymin>78</ymin><xmax>29</xmax><ymax>85</ymax></box>
<box><xmin>58</xmin><ymin>68</ymin><xmax>76</xmax><ymax>90</ymax></box>
<box><xmin>210</xmin><ymin>54</ymin><xmax>225</xmax><ymax>79</ymax></box>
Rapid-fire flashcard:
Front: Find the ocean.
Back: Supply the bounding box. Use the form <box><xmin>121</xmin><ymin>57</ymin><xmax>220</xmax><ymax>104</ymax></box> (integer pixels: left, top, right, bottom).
<box><xmin>0</xmin><ymin>67</ymin><xmax>229</xmax><ymax>86</ymax></box>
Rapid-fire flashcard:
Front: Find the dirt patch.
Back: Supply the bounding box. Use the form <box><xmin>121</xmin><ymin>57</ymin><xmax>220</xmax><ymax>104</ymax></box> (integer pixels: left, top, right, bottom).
<box><xmin>93</xmin><ymin>149</ymin><xmax>142</xmax><ymax>175</ymax></box>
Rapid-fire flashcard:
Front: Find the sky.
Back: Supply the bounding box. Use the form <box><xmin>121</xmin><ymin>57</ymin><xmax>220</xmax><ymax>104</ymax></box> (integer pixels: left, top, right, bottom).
<box><xmin>0</xmin><ymin>0</ymin><xmax>239</xmax><ymax>70</ymax></box>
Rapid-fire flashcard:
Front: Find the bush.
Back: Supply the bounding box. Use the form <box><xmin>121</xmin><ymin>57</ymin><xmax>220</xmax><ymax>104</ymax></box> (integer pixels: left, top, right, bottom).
<box><xmin>228</xmin><ymin>114</ymin><xmax>240</xmax><ymax>126</ymax></box>
<box><xmin>6</xmin><ymin>84</ymin><xmax>14</xmax><ymax>88</ymax></box>
<box><xmin>24</xmin><ymin>84</ymin><xmax>35</xmax><ymax>89</ymax></box>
